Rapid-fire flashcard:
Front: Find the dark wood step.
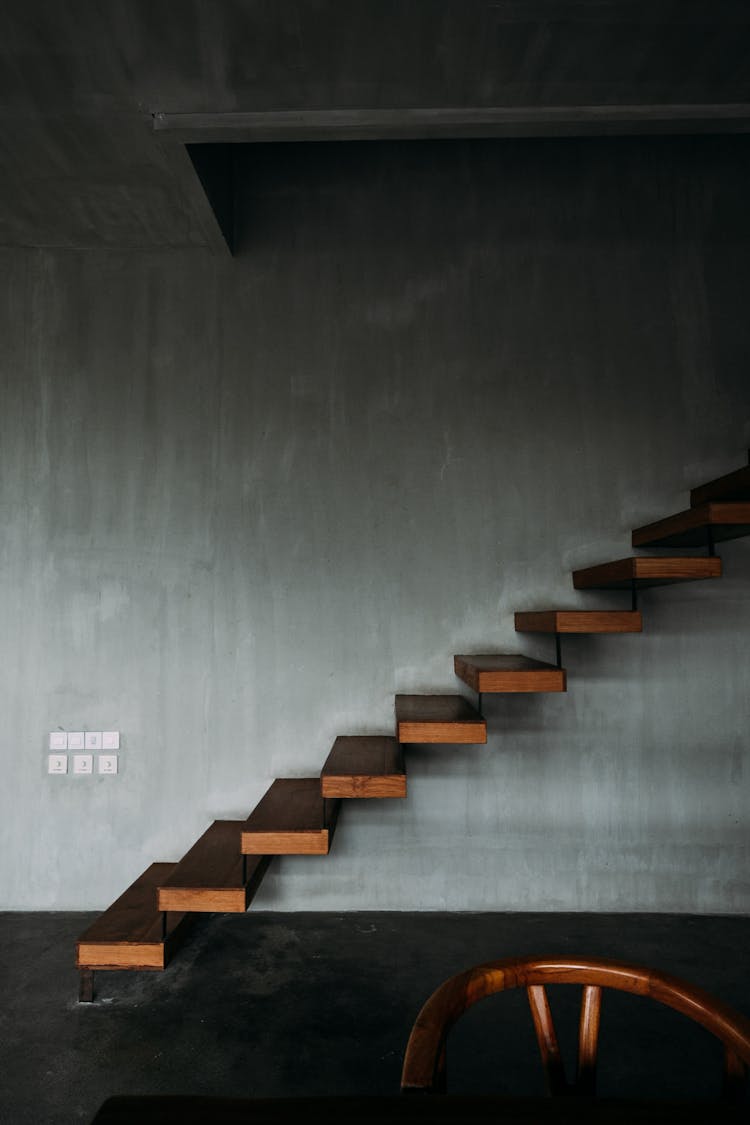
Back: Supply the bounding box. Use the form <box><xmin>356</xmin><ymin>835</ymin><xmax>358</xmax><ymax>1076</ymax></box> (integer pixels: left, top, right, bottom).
<box><xmin>515</xmin><ymin>610</ymin><xmax>642</xmax><ymax>633</ymax></box>
<box><xmin>241</xmin><ymin>778</ymin><xmax>340</xmax><ymax>855</ymax></box>
<box><xmin>321</xmin><ymin>736</ymin><xmax>406</xmax><ymax>798</ymax></box>
<box><xmin>454</xmin><ymin>654</ymin><xmax>566</xmax><ymax>693</ymax></box>
<box><xmin>690</xmin><ymin>454</ymin><xmax>750</xmax><ymax>507</ymax></box>
<box><xmin>572</xmin><ymin>556</ymin><xmax>722</xmax><ymax>590</ymax></box>
<box><xmin>631</xmin><ymin>502</ymin><xmax>750</xmax><ymax>549</ymax></box>
<box><xmin>157</xmin><ymin>821</ymin><xmax>270</xmax><ymax>913</ymax></box>
<box><xmin>76</xmin><ymin>862</ymin><xmax>193</xmax><ymax>971</ymax></box>
<box><xmin>395</xmin><ymin>694</ymin><xmax>487</xmax><ymax>743</ymax></box>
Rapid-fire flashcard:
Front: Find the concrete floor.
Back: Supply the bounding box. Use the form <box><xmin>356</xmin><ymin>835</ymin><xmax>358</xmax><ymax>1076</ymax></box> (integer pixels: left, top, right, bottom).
<box><xmin>1</xmin><ymin>911</ymin><xmax>749</xmax><ymax>1123</ymax></box>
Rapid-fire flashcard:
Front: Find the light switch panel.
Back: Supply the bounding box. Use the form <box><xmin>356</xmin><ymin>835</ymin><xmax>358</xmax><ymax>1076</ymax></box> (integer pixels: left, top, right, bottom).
<box><xmin>68</xmin><ymin>732</ymin><xmax>85</xmax><ymax>750</ymax></box>
<box><xmin>49</xmin><ymin>732</ymin><xmax>68</xmax><ymax>750</ymax></box>
<box><xmin>98</xmin><ymin>754</ymin><xmax>118</xmax><ymax>775</ymax></box>
<box><xmin>72</xmin><ymin>754</ymin><xmax>93</xmax><ymax>775</ymax></box>
<box><xmin>102</xmin><ymin>731</ymin><xmax>120</xmax><ymax>750</ymax></box>
<box><xmin>48</xmin><ymin>754</ymin><xmax>68</xmax><ymax>775</ymax></box>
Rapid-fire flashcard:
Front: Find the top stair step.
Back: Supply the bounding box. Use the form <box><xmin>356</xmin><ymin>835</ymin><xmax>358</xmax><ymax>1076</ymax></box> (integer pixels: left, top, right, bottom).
<box><xmin>76</xmin><ymin>862</ymin><xmax>193</xmax><ymax>971</ymax></box>
<box><xmin>395</xmin><ymin>694</ymin><xmax>487</xmax><ymax>743</ymax></box>
<box><xmin>321</xmin><ymin>736</ymin><xmax>406</xmax><ymax>798</ymax></box>
<box><xmin>690</xmin><ymin>454</ymin><xmax>750</xmax><ymax>507</ymax></box>
<box><xmin>631</xmin><ymin>502</ymin><xmax>750</xmax><ymax>549</ymax></box>
<box><xmin>157</xmin><ymin>821</ymin><xmax>270</xmax><ymax>913</ymax></box>
<box><xmin>572</xmin><ymin>556</ymin><xmax>722</xmax><ymax>590</ymax></box>
<box><xmin>454</xmin><ymin>654</ymin><xmax>566</xmax><ymax>693</ymax></box>
<box><xmin>241</xmin><ymin>778</ymin><xmax>340</xmax><ymax>855</ymax></box>
<box><xmin>515</xmin><ymin>610</ymin><xmax>642</xmax><ymax>634</ymax></box>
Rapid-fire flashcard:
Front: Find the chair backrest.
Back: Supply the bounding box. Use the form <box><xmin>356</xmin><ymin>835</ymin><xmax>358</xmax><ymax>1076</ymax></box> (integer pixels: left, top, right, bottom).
<box><xmin>400</xmin><ymin>956</ymin><xmax>750</xmax><ymax>1103</ymax></box>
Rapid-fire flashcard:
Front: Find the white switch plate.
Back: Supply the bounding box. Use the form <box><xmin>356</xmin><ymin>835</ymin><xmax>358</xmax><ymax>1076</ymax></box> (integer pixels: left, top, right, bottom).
<box><xmin>98</xmin><ymin>754</ymin><xmax>118</xmax><ymax>775</ymax></box>
<box><xmin>49</xmin><ymin>732</ymin><xmax>68</xmax><ymax>750</ymax></box>
<box><xmin>48</xmin><ymin>754</ymin><xmax>68</xmax><ymax>775</ymax></box>
<box><xmin>72</xmin><ymin>754</ymin><xmax>93</xmax><ymax>775</ymax></box>
<box><xmin>102</xmin><ymin>731</ymin><xmax>120</xmax><ymax>750</ymax></box>
<box><xmin>84</xmin><ymin>731</ymin><xmax>102</xmax><ymax>750</ymax></box>
<box><xmin>68</xmin><ymin>732</ymin><xmax>85</xmax><ymax>750</ymax></box>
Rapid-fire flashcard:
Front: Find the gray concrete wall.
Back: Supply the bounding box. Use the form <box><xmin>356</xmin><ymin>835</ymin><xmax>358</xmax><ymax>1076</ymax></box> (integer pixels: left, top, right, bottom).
<box><xmin>2</xmin><ymin>136</ymin><xmax>749</xmax><ymax>911</ymax></box>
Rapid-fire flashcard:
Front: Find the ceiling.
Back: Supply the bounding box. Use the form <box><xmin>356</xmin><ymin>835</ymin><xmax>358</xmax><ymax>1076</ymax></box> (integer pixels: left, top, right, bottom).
<box><xmin>2</xmin><ymin>0</ymin><xmax>750</xmax><ymax>250</ymax></box>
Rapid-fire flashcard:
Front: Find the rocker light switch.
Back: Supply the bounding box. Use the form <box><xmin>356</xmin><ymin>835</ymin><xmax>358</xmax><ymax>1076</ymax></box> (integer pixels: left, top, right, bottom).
<box><xmin>84</xmin><ymin>731</ymin><xmax>102</xmax><ymax>750</ymax></box>
<box><xmin>68</xmin><ymin>732</ymin><xmax>85</xmax><ymax>750</ymax></box>
<box><xmin>101</xmin><ymin>731</ymin><xmax>120</xmax><ymax>750</ymax></box>
<box><xmin>49</xmin><ymin>732</ymin><xmax>68</xmax><ymax>750</ymax></box>
<box><xmin>72</xmin><ymin>754</ymin><xmax>93</xmax><ymax>775</ymax></box>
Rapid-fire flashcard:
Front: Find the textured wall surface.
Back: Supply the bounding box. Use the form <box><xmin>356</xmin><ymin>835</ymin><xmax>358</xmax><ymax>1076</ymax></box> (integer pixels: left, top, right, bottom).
<box><xmin>1</xmin><ymin>136</ymin><xmax>749</xmax><ymax>911</ymax></box>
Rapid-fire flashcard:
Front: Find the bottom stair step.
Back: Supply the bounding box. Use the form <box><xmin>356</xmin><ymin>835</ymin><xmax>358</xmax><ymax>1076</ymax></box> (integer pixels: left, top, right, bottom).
<box><xmin>321</xmin><ymin>736</ymin><xmax>407</xmax><ymax>798</ymax></box>
<box><xmin>396</xmin><ymin>694</ymin><xmax>487</xmax><ymax>743</ymax></box>
<box><xmin>157</xmin><ymin>821</ymin><xmax>271</xmax><ymax>913</ymax></box>
<box><xmin>76</xmin><ymin>862</ymin><xmax>193</xmax><ymax>971</ymax></box>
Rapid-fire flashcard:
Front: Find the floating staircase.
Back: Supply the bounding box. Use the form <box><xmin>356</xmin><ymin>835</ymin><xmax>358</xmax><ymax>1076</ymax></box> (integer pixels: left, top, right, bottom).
<box><xmin>75</xmin><ymin>448</ymin><xmax>750</xmax><ymax>1000</ymax></box>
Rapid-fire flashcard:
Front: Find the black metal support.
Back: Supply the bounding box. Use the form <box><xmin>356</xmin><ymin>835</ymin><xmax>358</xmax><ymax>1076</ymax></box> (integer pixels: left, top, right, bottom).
<box><xmin>707</xmin><ymin>525</ymin><xmax>716</xmax><ymax>557</ymax></box>
<box><xmin>631</xmin><ymin>578</ymin><xmax>639</xmax><ymax>612</ymax></box>
<box><xmin>242</xmin><ymin>853</ymin><xmax>248</xmax><ymax>884</ymax></box>
<box><xmin>161</xmin><ymin>911</ymin><xmax>167</xmax><ymax>941</ymax></box>
<box><xmin>79</xmin><ymin>969</ymin><xmax>94</xmax><ymax>1004</ymax></box>
<box><xmin>555</xmin><ymin>633</ymin><xmax>562</xmax><ymax>669</ymax></box>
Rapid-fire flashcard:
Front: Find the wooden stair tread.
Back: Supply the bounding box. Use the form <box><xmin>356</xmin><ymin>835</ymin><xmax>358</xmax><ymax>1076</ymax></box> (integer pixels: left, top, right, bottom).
<box><xmin>157</xmin><ymin>821</ymin><xmax>270</xmax><ymax>913</ymax></box>
<box><xmin>690</xmin><ymin>454</ymin><xmax>750</xmax><ymax>507</ymax></box>
<box><xmin>76</xmin><ymin>862</ymin><xmax>193</xmax><ymax>970</ymax></box>
<box><xmin>631</xmin><ymin>502</ymin><xmax>750</xmax><ymax>549</ymax></box>
<box><xmin>572</xmin><ymin>556</ymin><xmax>722</xmax><ymax>589</ymax></box>
<box><xmin>515</xmin><ymin>610</ymin><xmax>642</xmax><ymax>633</ymax></box>
<box><xmin>395</xmin><ymin>694</ymin><xmax>487</xmax><ymax>744</ymax></box>
<box><xmin>454</xmin><ymin>654</ymin><xmax>566</xmax><ymax>693</ymax></box>
<box><xmin>321</xmin><ymin>736</ymin><xmax>406</xmax><ymax>798</ymax></box>
<box><xmin>241</xmin><ymin>778</ymin><xmax>340</xmax><ymax>855</ymax></box>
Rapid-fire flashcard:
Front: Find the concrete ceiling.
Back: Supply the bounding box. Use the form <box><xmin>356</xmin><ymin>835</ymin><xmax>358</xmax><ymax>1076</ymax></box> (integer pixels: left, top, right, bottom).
<box><xmin>2</xmin><ymin>0</ymin><xmax>750</xmax><ymax>250</ymax></box>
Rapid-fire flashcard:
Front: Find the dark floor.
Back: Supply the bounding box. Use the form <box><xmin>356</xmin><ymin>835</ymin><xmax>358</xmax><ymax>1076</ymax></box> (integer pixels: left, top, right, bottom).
<box><xmin>1</xmin><ymin>911</ymin><xmax>749</xmax><ymax>1123</ymax></box>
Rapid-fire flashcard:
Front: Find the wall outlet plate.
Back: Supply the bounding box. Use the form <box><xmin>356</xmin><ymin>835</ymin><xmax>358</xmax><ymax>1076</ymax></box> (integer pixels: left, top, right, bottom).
<box><xmin>98</xmin><ymin>754</ymin><xmax>118</xmax><ymax>775</ymax></box>
<box><xmin>48</xmin><ymin>754</ymin><xmax>68</xmax><ymax>775</ymax></box>
<box><xmin>72</xmin><ymin>754</ymin><xmax>93</xmax><ymax>775</ymax></box>
<box><xmin>102</xmin><ymin>731</ymin><xmax>120</xmax><ymax>750</ymax></box>
<box><xmin>84</xmin><ymin>731</ymin><xmax>102</xmax><ymax>750</ymax></box>
<box><xmin>68</xmin><ymin>732</ymin><xmax>85</xmax><ymax>750</ymax></box>
<box><xmin>49</xmin><ymin>732</ymin><xmax>68</xmax><ymax>750</ymax></box>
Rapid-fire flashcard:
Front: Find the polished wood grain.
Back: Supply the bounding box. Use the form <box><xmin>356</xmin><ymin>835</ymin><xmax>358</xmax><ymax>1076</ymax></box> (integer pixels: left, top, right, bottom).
<box><xmin>691</xmin><ymin>456</ymin><xmax>750</xmax><ymax>507</ymax></box>
<box><xmin>576</xmin><ymin>985</ymin><xmax>602</xmax><ymax>1096</ymax></box>
<box><xmin>528</xmin><ymin>985</ymin><xmax>567</xmax><ymax>1096</ymax></box>
<box><xmin>631</xmin><ymin>502</ymin><xmax>750</xmax><ymax>549</ymax></box>
<box><xmin>76</xmin><ymin>863</ymin><xmax>193</xmax><ymax>970</ymax></box>
<box><xmin>395</xmin><ymin>695</ymin><xmax>487</xmax><ymax>744</ymax></box>
<box><xmin>572</xmin><ymin>556</ymin><xmax>722</xmax><ymax>589</ymax></box>
<box><xmin>401</xmin><ymin>956</ymin><xmax>750</xmax><ymax>1099</ymax></box>
<box><xmin>514</xmin><ymin>611</ymin><xmax>642</xmax><ymax>633</ymax></box>
<box><xmin>241</xmin><ymin>777</ymin><xmax>340</xmax><ymax>854</ymax></box>
<box><xmin>321</xmin><ymin>736</ymin><xmax>406</xmax><ymax>798</ymax></box>
<box><xmin>157</xmin><ymin>822</ymin><xmax>270</xmax><ymax>913</ymax></box>
<box><xmin>454</xmin><ymin>654</ymin><xmax>566</xmax><ymax>693</ymax></box>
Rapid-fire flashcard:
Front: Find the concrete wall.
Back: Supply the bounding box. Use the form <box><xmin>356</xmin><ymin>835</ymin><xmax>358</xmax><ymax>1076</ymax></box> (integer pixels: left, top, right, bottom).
<box><xmin>2</xmin><ymin>135</ymin><xmax>749</xmax><ymax>911</ymax></box>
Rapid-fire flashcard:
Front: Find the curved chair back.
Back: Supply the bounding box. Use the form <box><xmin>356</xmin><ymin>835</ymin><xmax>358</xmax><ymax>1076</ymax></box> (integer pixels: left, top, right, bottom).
<box><xmin>400</xmin><ymin>956</ymin><xmax>750</xmax><ymax>1103</ymax></box>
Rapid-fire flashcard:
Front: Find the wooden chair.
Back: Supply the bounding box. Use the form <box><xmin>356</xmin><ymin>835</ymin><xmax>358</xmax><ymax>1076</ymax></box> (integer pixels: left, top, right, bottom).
<box><xmin>400</xmin><ymin>956</ymin><xmax>750</xmax><ymax>1104</ymax></box>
